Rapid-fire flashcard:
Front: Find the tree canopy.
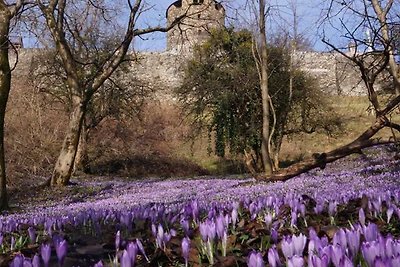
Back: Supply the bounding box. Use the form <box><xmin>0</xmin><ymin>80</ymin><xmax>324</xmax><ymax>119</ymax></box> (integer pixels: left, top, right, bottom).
<box><xmin>176</xmin><ymin>28</ymin><xmax>342</xmax><ymax>172</ymax></box>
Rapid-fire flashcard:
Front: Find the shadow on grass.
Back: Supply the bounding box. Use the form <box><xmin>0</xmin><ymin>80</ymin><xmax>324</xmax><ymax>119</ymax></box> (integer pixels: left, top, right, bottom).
<box><xmin>90</xmin><ymin>155</ymin><xmax>210</xmax><ymax>179</ymax></box>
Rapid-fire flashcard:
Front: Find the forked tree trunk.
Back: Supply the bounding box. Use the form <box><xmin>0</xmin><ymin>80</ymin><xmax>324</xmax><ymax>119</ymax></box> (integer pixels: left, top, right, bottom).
<box><xmin>0</xmin><ymin>7</ymin><xmax>10</xmax><ymax>210</ymax></box>
<box><xmin>51</xmin><ymin>98</ymin><xmax>86</xmax><ymax>186</ymax></box>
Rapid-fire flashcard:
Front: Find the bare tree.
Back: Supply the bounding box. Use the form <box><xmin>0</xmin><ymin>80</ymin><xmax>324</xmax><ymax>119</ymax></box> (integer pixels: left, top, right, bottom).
<box><xmin>0</xmin><ymin>0</ymin><xmax>25</xmax><ymax>210</ymax></box>
<box><xmin>35</xmin><ymin>0</ymin><xmax>184</xmax><ymax>186</ymax></box>
<box><xmin>265</xmin><ymin>0</ymin><xmax>400</xmax><ymax>181</ymax></box>
<box><xmin>250</xmin><ymin>0</ymin><xmax>274</xmax><ymax>175</ymax></box>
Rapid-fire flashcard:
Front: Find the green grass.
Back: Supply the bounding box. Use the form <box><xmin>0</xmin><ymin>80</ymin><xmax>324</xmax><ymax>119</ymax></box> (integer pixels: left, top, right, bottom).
<box><xmin>175</xmin><ymin>95</ymin><xmax>400</xmax><ymax>175</ymax></box>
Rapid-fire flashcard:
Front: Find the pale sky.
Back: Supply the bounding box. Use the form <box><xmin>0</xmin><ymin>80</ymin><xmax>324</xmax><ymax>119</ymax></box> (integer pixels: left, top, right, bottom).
<box><xmin>133</xmin><ymin>0</ymin><xmax>330</xmax><ymax>52</ymax></box>
<box><xmin>21</xmin><ymin>0</ymin><xmax>398</xmax><ymax>52</ymax></box>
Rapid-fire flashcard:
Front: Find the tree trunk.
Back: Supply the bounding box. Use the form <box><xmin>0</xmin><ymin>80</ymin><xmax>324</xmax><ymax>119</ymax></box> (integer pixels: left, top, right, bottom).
<box><xmin>265</xmin><ymin>115</ymin><xmax>389</xmax><ymax>181</ymax></box>
<box><xmin>51</xmin><ymin>97</ymin><xmax>86</xmax><ymax>186</ymax></box>
<box><xmin>258</xmin><ymin>0</ymin><xmax>273</xmax><ymax>175</ymax></box>
<box><xmin>73</xmin><ymin>118</ymin><xmax>90</xmax><ymax>174</ymax></box>
<box><xmin>0</xmin><ymin>6</ymin><xmax>10</xmax><ymax>210</ymax></box>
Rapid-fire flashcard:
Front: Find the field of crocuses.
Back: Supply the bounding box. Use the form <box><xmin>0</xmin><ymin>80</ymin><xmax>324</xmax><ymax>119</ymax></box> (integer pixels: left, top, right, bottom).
<box><xmin>2</xmin><ymin>145</ymin><xmax>400</xmax><ymax>266</ymax></box>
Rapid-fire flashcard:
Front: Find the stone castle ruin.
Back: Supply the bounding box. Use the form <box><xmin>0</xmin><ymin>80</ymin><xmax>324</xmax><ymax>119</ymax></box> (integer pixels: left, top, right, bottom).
<box><xmin>10</xmin><ymin>0</ymin><xmax>390</xmax><ymax>97</ymax></box>
<box><xmin>166</xmin><ymin>0</ymin><xmax>225</xmax><ymax>52</ymax></box>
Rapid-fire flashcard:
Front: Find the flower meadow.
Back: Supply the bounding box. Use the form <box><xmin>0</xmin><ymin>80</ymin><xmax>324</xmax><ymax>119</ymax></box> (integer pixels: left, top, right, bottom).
<box><xmin>1</xmin><ymin>146</ymin><xmax>400</xmax><ymax>266</ymax></box>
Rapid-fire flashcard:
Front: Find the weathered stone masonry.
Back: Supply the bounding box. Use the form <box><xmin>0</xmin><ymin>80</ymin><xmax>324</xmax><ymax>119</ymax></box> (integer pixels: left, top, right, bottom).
<box><xmin>9</xmin><ymin>0</ymin><xmax>386</xmax><ymax>96</ymax></box>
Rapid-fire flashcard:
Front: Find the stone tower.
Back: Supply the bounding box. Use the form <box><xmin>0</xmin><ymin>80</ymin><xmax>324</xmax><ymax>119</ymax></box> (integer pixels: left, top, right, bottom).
<box><xmin>166</xmin><ymin>0</ymin><xmax>225</xmax><ymax>53</ymax></box>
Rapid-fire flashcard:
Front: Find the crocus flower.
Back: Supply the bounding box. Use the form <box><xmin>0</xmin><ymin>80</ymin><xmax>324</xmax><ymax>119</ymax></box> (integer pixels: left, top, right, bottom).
<box><xmin>115</xmin><ymin>230</ymin><xmax>121</xmax><ymax>251</ymax></box>
<box><xmin>361</xmin><ymin>241</ymin><xmax>380</xmax><ymax>267</ymax></box>
<box><xmin>11</xmin><ymin>254</ymin><xmax>23</xmax><ymax>267</ymax></box>
<box><xmin>32</xmin><ymin>254</ymin><xmax>41</xmax><ymax>267</ymax></box>
<box><xmin>247</xmin><ymin>251</ymin><xmax>265</xmax><ymax>267</ymax></box>
<box><xmin>28</xmin><ymin>227</ymin><xmax>36</xmax><ymax>244</ymax></box>
<box><xmin>308</xmin><ymin>254</ymin><xmax>329</xmax><ymax>267</ymax></box>
<box><xmin>41</xmin><ymin>243</ymin><xmax>51</xmax><ymax>267</ymax></box>
<box><xmin>231</xmin><ymin>207</ymin><xmax>238</xmax><ymax>226</ymax></box>
<box><xmin>93</xmin><ymin>261</ymin><xmax>103</xmax><ymax>267</ymax></box>
<box><xmin>333</xmin><ymin>229</ymin><xmax>347</xmax><ymax>248</ymax></box>
<box><xmin>359</xmin><ymin>208</ymin><xmax>366</xmax><ymax>225</ymax></box>
<box><xmin>387</xmin><ymin>207</ymin><xmax>394</xmax><ymax>223</ymax></box>
<box><xmin>265</xmin><ymin>213</ymin><xmax>273</xmax><ymax>229</ymax></box>
<box><xmin>363</xmin><ymin>223</ymin><xmax>379</xmax><ymax>242</ymax></box>
<box><xmin>11</xmin><ymin>236</ymin><xmax>15</xmax><ymax>251</ymax></box>
<box><xmin>328</xmin><ymin>201</ymin><xmax>337</xmax><ymax>216</ymax></box>
<box><xmin>282</xmin><ymin>237</ymin><xmax>295</xmax><ymax>259</ymax></box>
<box><xmin>55</xmin><ymin>239</ymin><xmax>68</xmax><ymax>266</ymax></box>
<box><xmin>346</xmin><ymin>229</ymin><xmax>360</xmax><ymax>259</ymax></box>
<box><xmin>339</xmin><ymin>256</ymin><xmax>353</xmax><ymax>267</ymax></box>
<box><xmin>374</xmin><ymin>256</ymin><xmax>389</xmax><ymax>267</ymax></box>
<box><xmin>215</xmin><ymin>215</ymin><xmax>225</xmax><ymax>239</ymax></box>
<box><xmin>292</xmin><ymin>234</ymin><xmax>307</xmax><ymax>256</ymax></box>
<box><xmin>268</xmin><ymin>246</ymin><xmax>281</xmax><ymax>267</ymax></box>
<box><xmin>136</xmin><ymin>239</ymin><xmax>149</xmax><ymax>262</ymax></box>
<box><xmin>331</xmin><ymin>244</ymin><xmax>344</xmax><ymax>267</ymax></box>
<box><xmin>288</xmin><ymin>255</ymin><xmax>304</xmax><ymax>267</ymax></box>
<box><xmin>120</xmin><ymin>250</ymin><xmax>131</xmax><ymax>267</ymax></box>
<box><xmin>270</xmin><ymin>228</ymin><xmax>278</xmax><ymax>244</ymax></box>
<box><xmin>182</xmin><ymin>237</ymin><xmax>190</xmax><ymax>267</ymax></box>
<box><xmin>127</xmin><ymin>242</ymin><xmax>138</xmax><ymax>265</ymax></box>
<box><xmin>180</xmin><ymin>219</ymin><xmax>190</xmax><ymax>235</ymax></box>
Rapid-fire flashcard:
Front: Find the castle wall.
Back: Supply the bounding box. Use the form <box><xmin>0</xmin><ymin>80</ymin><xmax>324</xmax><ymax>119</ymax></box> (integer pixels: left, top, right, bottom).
<box><xmin>9</xmin><ymin>48</ymin><xmax>387</xmax><ymax>98</ymax></box>
<box><xmin>294</xmin><ymin>52</ymin><xmax>367</xmax><ymax>95</ymax></box>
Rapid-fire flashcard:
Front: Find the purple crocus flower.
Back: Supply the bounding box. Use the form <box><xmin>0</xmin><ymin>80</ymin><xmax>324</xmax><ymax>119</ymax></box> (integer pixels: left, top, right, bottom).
<box><xmin>288</xmin><ymin>255</ymin><xmax>304</xmax><ymax>267</ymax></box>
<box><xmin>374</xmin><ymin>256</ymin><xmax>390</xmax><ymax>267</ymax></box>
<box><xmin>28</xmin><ymin>227</ymin><xmax>36</xmax><ymax>244</ymax></box>
<box><xmin>40</xmin><ymin>243</ymin><xmax>51</xmax><ymax>267</ymax></box>
<box><xmin>363</xmin><ymin>223</ymin><xmax>379</xmax><ymax>242</ymax></box>
<box><xmin>346</xmin><ymin>229</ymin><xmax>360</xmax><ymax>259</ymax></box>
<box><xmin>55</xmin><ymin>239</ymin><xmax>67</xmax><ymax>266</ymax></box>
<box><xmin>127</xmin><ymin>242</ymin><xmax>138</xmax><ymax>265</ymax></box>
<box><xmin>231</xmin><ymin>207</ymin><xmax>238</xmax><ymax>226</ymax></box>
<box><xmin>120</xmin><ymin>250</ymin><xmax>131</xmax><ymax>267</ymax></box>
<box><xmin>333</xmin><ymin>229</ymin><xmax>347</xmax><ymax>248</ymax></box>
<box><xmin>247</xmin><ymin>251</ymin><xmax>265</xmax><ymax>267</ymax></box>
<box><xmin>115</xmin><ymin>230</ymin><xmax>121</xmax><ymax>251</ymax></box>
<box><xmin>180</xmin><ymin>219</ymin><xmax>190</xmax><ymax>235</ymax></box>
<box><xmin>182</xmin><ymin>237</ymin><xmax>190</xmax><ymax>267</ymax></box>
<box><xmin>267</xmin><ymin>246</ymin><xmax>281</xmax><ymax>267</ymax></box>
<box><xmin>32</xmin><ymin>254</ymin><xmax>41</xmax><ymax>267</ymax></box>
<box><xmin>282</xmin><ymin>237</ymin><xmax>294</xmax><ymax>259</ymax></box>
<box><xmin>11</xmin><ymin>236</ymin><xmax>15</xmax><ymax>250</ymax></box>
<box><xmin>331</xmin><ymin>244</ymin><xmax>344</xmax><ymax>267</ymax></box>
<box><xmin>270</xmin><ymin>228</ymin><xmax>278</xmax><ymax>244</ymax></box>
<box><xmin>328</xmin><ymin>201</ymin><xmax>337</xmax><ymax>217</ymax></box>
<box><xmin>339</xmin><ymin>256</ymin><xmax>353</xmax><ymax>267</ymax></box>
<box><xmin>136</xmin><ymin>239</ymin><xmax>149</xmax><ymax>262</ymax></box>
<box><xmin>387</xmin><ymin>207</ymin><xmax>394</xmax><ymax>223</ymax></box>
<box><xmin>359</xmin><ymin>208</ymin><xmax>366</xmax><ymax>225</ymax></box>
<box><xmin>290</xmin><ymin>211</ymin><xmax>298</xmax><ymax>227</ymax></box>
<box><xmin>308</xmin><ymin>254</ymin><xmax>329</xmax><ymax>267</ymax></box>
<box><xmin>391</xmin><ymin>256</ymin><xmax>400</xmax><ymax>266</ymax></box>
<box><xmin>93</xmin><ymin>261</ymin><xmax>103</xmax><ymax>267</ymax></box>
<box><xmin>292</xmin><ymin>234</ymin><xmax>307</xmax><ymax>256</ymax></box>
<box><xmin>361</xmin><ymin>241</ymin><xmax>380</xmax><ymax>267</ymax></box>
<box><xmin>216</xmin><ymin>215</ymin><xmax>225</xmax><ymax>239</ymax></box>
<box><xmin>265</xmin><ymin>213</ymin><xmax>273</xmax><ymax>229</ymax></box>
<box><xmin>10</xmin><ymin>254</ymin><xmax>24</xmax><ymax>267</ymax></box>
